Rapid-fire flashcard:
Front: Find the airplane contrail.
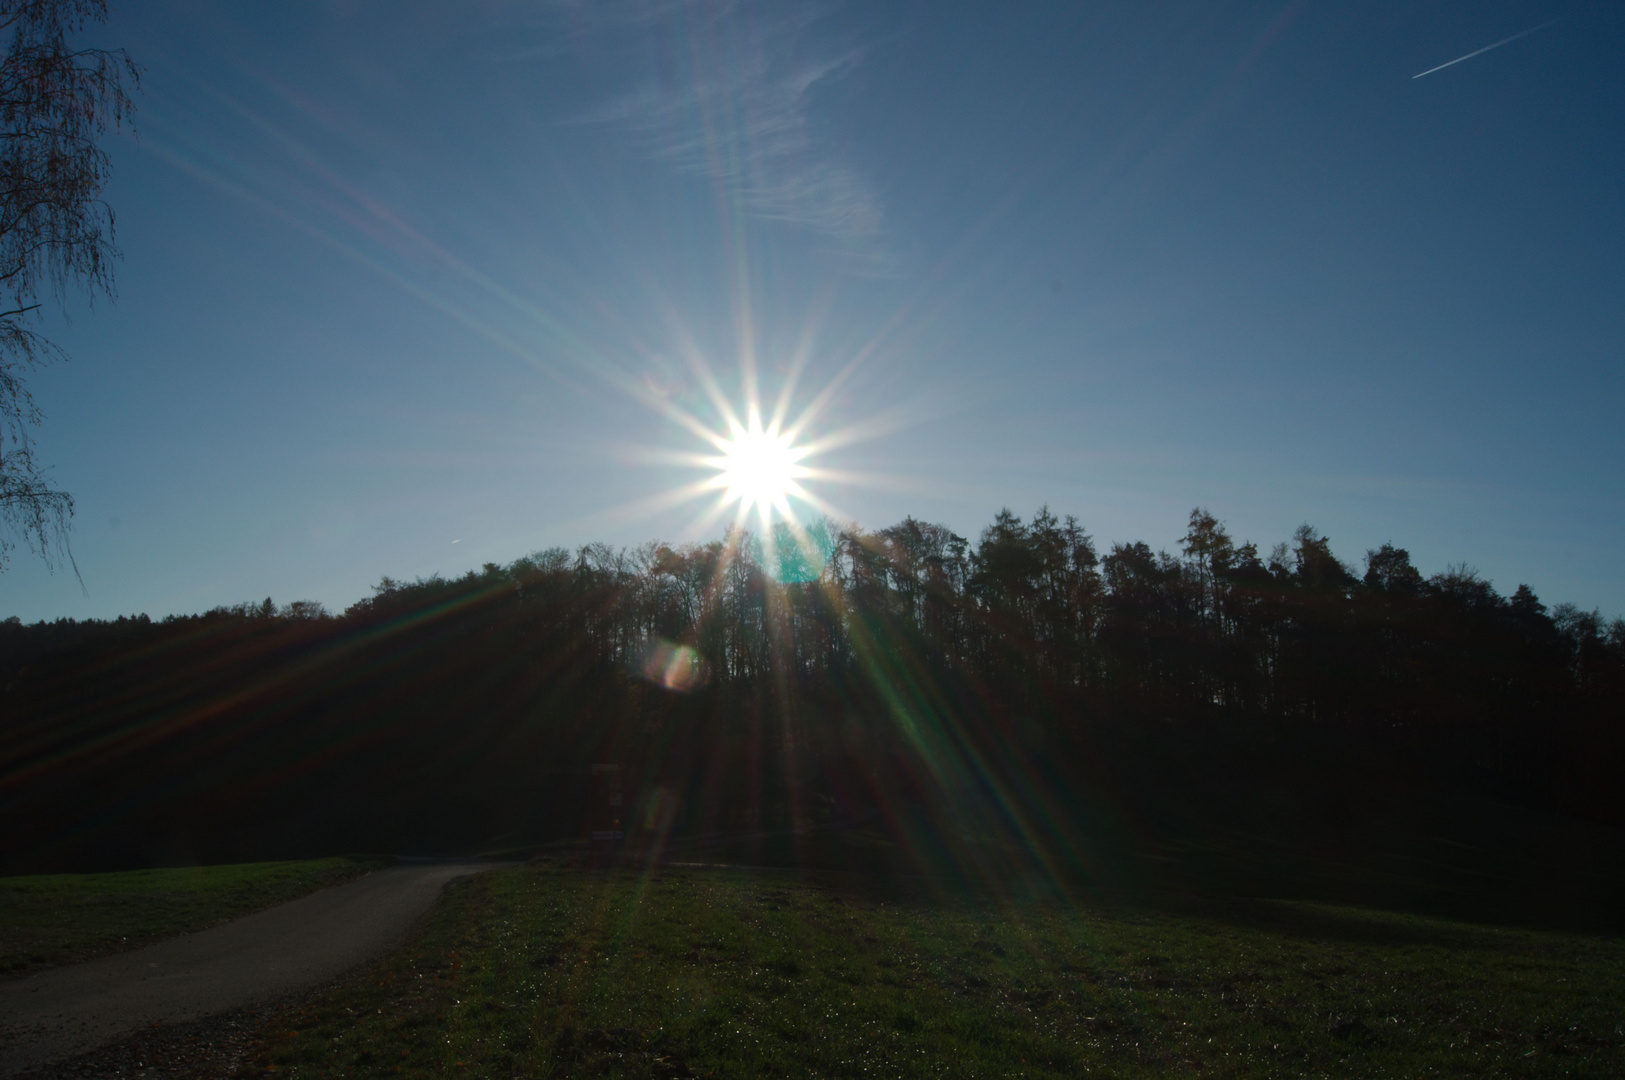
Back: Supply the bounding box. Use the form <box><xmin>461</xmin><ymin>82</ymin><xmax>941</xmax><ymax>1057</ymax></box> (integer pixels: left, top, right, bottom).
<box><xmin>1413</xmin><ymin>21</ymin><xmax>1554</xmax><ymax>79</ymax></box>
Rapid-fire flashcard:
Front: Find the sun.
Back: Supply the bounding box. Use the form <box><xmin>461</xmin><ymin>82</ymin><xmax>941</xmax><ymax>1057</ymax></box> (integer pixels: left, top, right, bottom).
<box><xmin>706</xmin><ymin>411</ymin><xmax>811</xmax><ymax>524</ymax></box>
<box><xmin>617</xmin><ymin>346</ymin><xmax>885</xmax><ymax>539</ymax></box>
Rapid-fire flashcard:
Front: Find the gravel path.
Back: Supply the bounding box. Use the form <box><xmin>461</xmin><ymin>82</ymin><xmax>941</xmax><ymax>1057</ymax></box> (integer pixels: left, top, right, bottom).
<box><xmin>0</xmin><ymin>860</ymin><xmax>508</xmax><ymax>1078</ymax></box>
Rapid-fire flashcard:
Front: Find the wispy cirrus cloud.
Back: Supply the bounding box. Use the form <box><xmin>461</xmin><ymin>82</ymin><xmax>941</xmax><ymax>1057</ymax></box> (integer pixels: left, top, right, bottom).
<box><xmin>565</xmin><ymin>1</ymin><xmax>888</xmax><ymax>268</ymax></box>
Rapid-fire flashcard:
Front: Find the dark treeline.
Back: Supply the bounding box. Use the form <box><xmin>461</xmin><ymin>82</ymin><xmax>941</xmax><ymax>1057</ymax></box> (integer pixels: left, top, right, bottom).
<box><xmin>2</xmin><ymin>507</ymin><xmax>1623</xmax><ymax>875</ymax></box>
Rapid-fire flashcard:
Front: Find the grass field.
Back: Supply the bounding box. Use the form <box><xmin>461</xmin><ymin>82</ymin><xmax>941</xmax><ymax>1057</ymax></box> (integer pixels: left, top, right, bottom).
<box><xmin>252</xmin><ymin>861</ymin><xmax>1624</xmax><ymax>1079</ymax></box>
<box><xmin>0</xmin><ymin>855</ymin><xmax>388</xmax><ymax>976</ymax></box>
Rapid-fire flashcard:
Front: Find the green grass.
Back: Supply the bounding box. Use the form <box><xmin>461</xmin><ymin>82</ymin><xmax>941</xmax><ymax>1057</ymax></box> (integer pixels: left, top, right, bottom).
<box><xmin>253</xmin><ymin>862</ymin><xmax>1623</xmax><ymax>1078</ymax></box>
<box><xmin>0</xmin><ymin>855</ymin><xmax>389</xmax><ymax>976</ymax></box>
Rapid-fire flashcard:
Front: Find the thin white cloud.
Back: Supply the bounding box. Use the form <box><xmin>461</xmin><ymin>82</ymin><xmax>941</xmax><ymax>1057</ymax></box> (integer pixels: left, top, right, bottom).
<box><xmin>548</xmin><ymin>0</ymin><xmax>742</xmax><ymax>30</ymax></box>
<box><xmin>565</xmin><ymin>2</ymin><xmax>888</xmax><ymax>267</ymax></box>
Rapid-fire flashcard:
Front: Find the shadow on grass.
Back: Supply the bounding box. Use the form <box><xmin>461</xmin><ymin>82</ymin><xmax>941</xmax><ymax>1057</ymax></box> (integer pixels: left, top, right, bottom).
<box><xmin>526</xmin><ymin>792</ymin><xmax>1625</xmax><ymax>946</ymax></box>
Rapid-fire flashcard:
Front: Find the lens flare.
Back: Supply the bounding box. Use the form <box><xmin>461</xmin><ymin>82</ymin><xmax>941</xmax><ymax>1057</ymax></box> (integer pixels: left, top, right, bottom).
<box><xmin>639</xmin><ymin>639</ymin><xmax>708</xmax><ymax>693</ymax></box>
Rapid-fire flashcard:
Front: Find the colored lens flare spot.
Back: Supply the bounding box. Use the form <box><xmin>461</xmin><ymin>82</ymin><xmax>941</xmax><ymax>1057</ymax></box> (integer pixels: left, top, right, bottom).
<box><xmin>640</xmin><ymin>640</ymin><xmax>707</xmax><ymax>693</ymax></box>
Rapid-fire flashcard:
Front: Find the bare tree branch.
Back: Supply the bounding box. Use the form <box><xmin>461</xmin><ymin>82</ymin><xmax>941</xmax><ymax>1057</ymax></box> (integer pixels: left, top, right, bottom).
<box><xmin>0</xmin><ymin>0</ymin><xmax>137</xmax><ymax>576</ymax></box>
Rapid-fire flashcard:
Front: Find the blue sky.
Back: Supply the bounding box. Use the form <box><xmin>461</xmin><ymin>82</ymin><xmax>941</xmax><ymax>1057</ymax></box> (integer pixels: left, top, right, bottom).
<box><xmin>3</xmin><ymin>0</ymin><xmax>1621</xmax><ymax>620</ymax></box>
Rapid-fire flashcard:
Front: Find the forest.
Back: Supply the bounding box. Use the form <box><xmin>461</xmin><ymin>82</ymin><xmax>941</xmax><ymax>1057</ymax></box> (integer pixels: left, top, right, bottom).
<box><xmin>2</xmin><ymin>507</ymin><xmax>1622</xmax><ymax>877</ymax></box>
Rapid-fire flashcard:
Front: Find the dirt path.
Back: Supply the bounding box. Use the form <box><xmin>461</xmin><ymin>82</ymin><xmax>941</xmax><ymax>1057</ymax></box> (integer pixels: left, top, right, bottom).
<box><xmin>0</xmin><ymin>860</ymin><xmax>508</xmax><ymax>1077</ymax></box>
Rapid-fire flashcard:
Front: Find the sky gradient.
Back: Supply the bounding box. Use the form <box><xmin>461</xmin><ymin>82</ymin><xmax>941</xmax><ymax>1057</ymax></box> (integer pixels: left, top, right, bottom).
<box><xmin>4</xmin><ymin>0</ymin><xmax>1622</xmax><ymax>621</ymax></box>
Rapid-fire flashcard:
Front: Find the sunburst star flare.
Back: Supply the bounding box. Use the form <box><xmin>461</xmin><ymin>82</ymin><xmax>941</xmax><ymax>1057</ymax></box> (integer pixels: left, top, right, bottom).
<box><xmin>703</xmin><ymin>411</ymin><xmax>814</xmax><ymax>527</ymax></box>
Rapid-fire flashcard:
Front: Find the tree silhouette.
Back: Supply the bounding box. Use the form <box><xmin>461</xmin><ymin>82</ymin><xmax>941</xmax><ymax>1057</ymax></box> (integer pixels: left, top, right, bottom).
<box><xmin>0</xmin><ymin>0</ymin><xmax>136</xmax><ymax>572</ymax></box>
<box><xmin>3</xmin><ymin>504</ymin><xmax>1623</xmax><ymax>871</ymax></box>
